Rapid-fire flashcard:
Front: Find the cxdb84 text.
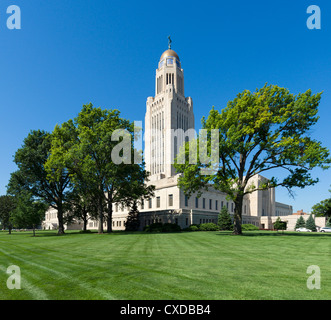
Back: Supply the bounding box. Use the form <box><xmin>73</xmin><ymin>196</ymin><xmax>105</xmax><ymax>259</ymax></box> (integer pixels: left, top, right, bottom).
<box><xmin>165</xmin><ymin>305</ymin><xmax>211</xmax><ymax>315</ymax></box>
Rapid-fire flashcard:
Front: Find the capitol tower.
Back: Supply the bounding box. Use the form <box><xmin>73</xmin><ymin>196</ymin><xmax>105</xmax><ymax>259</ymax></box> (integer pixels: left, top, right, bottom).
<box><xmin>144</xmin><ymin>38</ymin><xmax>194</xmax><ymax>181</ymax></box>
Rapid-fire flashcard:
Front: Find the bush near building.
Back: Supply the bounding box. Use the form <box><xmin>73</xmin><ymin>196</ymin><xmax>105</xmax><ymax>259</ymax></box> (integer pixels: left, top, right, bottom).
<box><xmin>241</xmin><ymin>224</ymin><xmax>259</xmax><ymax>231</ymax></box>
<box><xmin>218</xmin><ymin>206</ymin><xmax>233</xmax><ymax>231</ymax></box>
<box><xmin>273</xmin><ymin>217</ymin><xmax>287</xmax><ymax>231</ymax></box>
<box><xmin>143</xmin><ymin>223</ymin><xmax>181</xmax><ymax>233</ymax></box>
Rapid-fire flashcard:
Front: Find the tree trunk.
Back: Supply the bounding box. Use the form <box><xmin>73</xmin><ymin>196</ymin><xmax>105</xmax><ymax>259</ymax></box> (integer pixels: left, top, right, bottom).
<box><xmin>233</xmin><ymin>196</ymin><xmax>243</xmax><ymax>235</ymax></box>
<box><xmin>98</xmin><ymin>194</ymin><xmax>104</xmax><ymax>234</ymax></box>
<box><xmin>107</xmin><ymin>191</ymin><xmax>113</xmax><ymax>233</ymax></box>
<box><xmin>83</xmin><ymin>216</ymin><xmax>87</xmax><ymax>232</ymax></box>
<box><xmin>57</xmin><ymin>201</ymin><xmax>65</xmax><ymax>235</ymax></box>
<box><xmin>82</xmin><ymin>206</ymin><xmax>88</xmax><ymax>232</ymax></box>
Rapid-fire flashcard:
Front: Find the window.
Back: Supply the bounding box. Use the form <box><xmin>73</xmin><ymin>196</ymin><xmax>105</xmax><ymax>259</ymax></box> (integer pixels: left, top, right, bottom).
<box><xmin>244</xmin><ymin>205</ymin><xmax>247</xmax><ymax>214</ymax></box>
<box><xmin>209</xmin><ymin>199</ymin><xmax>212</xmax><ymax>210</ymax></box>
<box><xmin>167</xmin><ymin>58</ymin><xmax>173</xmax><ymax>65</ymax></box>
<box><xmin>186</xmin><ymin>218</ymin><xmax>188</xmax><ymax>226</ymax></box>
<box><xmin>185</xmin><ymin>195</ymin><xmax>188</xmax><ymax>207</ymax></box>
<box><xmin>226</xmin><ymin>202</ymin><xmax>229</xmax><ymax>209</ymax></box>
<box><xmin>141</xmin><ymin>199</ymin><xmax>144</xmax><ymax>210</ymax></box>
<box><xmin>148</xmin><ymin>198</ymin><xmax>152</xmax><ymax>209</ymax></box>
<box><xmin>168</xmin><ymin>194</ymin><xmax>173</xmax><ymax>207</ymax></box>
<box><xmin>215</xmin><ymin>200</ymin><xmax>218</xmax><ymax>211</ymax></box>
<box><xmin>221</xmin><ymin>201</ymin><xmax>224</xmax><ymax>208</ymax></box>
<box><xmin>195</xmin><ymin>197</ymin><xmax>199</xmax><ymax>208</ymax></box>
<box><xmin>156</xmin><ymin>196</ymin><xmax>160</xmax><ymax>208</ymax></box>
<box><xmin>231</xmin><ymin>203</ymin><xmax>234</xmax><ymax>212</ymax></box>
<box><xmin>175</xmin><ymin>218</ymin><xmax>178</xmax><ymax>225</ymax></box>
<box><xmin>203</xmin><ymin>198</ymin><xmax>206</xmax><ymax>209</ymax></box>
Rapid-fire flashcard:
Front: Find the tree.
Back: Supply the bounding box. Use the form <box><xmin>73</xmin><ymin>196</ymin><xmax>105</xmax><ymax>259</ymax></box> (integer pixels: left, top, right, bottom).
<box><xmin>8</xmin><ymin>130</ymin><xmax>73</xmax><ymax>235</ymax></box>
<box><xmin>52</xmin><ymin>104</ymin><xmax>154</xmax><ymax>234</ymax></box>
<box><xmin>305</xmin><ymin>214</ymin><xmax>317</xmax><ymax>232</ymax></box>
<box><xmin>218</xmin><ymin>205</ymin><xmax>233</xmax><ymax>231</ymax></box>
<box><xmin>311</xmin><ymin>198</ymin><xmax>331</xmax><ymax>218</ymax></box>
<box><xmin>64</xmin><ymin>189</ymin><xmax>99</xmax><ymax>232</ymax></box>
<box><xmin>125</xmin><ymin>201</ymin><xmax>140</xmax><ymax>231</ymax></box>
<box><xmin>0</xmin><ymin>195</ymin><xmax>16</xmax><ymax>233</ymax></box>
<box><xmin>295</xmin><ymin>215</ymin><xmax>306</xmax><ymax>229</ymax></box>
<box><xmin>273</xmin><ymin>217</ymin><xmax>287</xmax><ymax>231</ymax></box>
<box><xmin>175</xmin><ymin>84</ymin><xmax>331</xmax><ymax>234</ymax></box>
<box><xmin>10</xmin><ymin>191</ymin><xmax>46</xmax><ymax>236</ymax></box>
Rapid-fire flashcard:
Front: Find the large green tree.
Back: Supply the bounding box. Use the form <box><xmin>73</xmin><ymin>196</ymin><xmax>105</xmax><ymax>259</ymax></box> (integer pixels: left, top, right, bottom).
<box><xmin>0</xmin><ymin>195</ymin><xmax>16</xmax><ymax>233</ymax></box>
<box><xmin>10</xmin><ymin>191</ymin><xmax>47</xmax><ymax>236</ymax></box>
<box><xmin>311</xmin><ymin>186</ymin><xmax>331</xmax><ymax>218</ymax></box>
<box><xmin>175</xmin><ymin>84</ymin><xmax>331</xmax><ymax>235</ymax></box>
<box><xmin>8</xmin><ymin>130</ymin><xmax>73</xmax><ymax>234</ymax></box>
<box><xmin>48</xmin><ymin>104</ymin><xmax>154</xmax><ymax>234</ymax></box>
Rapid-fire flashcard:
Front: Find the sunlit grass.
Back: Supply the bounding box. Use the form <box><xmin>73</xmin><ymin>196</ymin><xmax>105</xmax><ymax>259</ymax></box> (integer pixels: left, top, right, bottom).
<box><xmin>0</xmin><ymin>230</ymin><xmax>330</xmax><ymax>300</ymax></box>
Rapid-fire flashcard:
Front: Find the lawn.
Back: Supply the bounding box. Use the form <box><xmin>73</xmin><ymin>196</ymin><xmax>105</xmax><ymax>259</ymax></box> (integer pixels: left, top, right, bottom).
<box><xmin>0</xmin><ymin>230</ymin><xmax>330</xmax><ymax>300</ymax></box>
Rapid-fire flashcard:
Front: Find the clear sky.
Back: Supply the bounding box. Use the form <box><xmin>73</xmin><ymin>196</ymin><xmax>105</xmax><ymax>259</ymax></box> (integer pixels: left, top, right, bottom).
<box><xmin>0</xmin><ymin>0</ymin><xmax>330</xmax><ymax>212</ymax></box>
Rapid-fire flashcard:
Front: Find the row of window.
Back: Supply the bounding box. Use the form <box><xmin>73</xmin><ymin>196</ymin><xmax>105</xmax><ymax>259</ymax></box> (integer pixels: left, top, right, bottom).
<box><xmin>88</xmin><ymin>220</ymin><xmax>125</xmax><ymax>228</ymax></box>
<box><xmin>159</xmin><ymin>57</ymin><xmax>181</xmax><ymax>69</ymax></box>
<box><xmin>113</xmin><ymin>195</ymin><xmax>248</xmax><ymax>214</ymax></box>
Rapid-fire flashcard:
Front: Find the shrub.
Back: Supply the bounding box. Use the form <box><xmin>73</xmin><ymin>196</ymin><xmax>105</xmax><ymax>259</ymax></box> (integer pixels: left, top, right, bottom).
<box><xmin>143</xmin><ymin>222</ymin><xmax>181</xmax><ymax>233</ymax></box>
<box><xmin>199</xmin><ymin>223</ymin><xmax>219</xmax><ymax>231</ymax></box>
<box><xmin>162</xmin><ymin>223</ymin><xmax>181</xmax><ymax>232</ymax></box>
<box><xmin>143</xmin><ymin>223</ymin><xmax>163</xmax><ymax>232</ymax></box>
<box><xmin>241</xmin><ymin>224</ymin><xmax>259</xmax><ymax>231</ymax></box>
<box><xmin>183</xmin><ymin>224</ymin><xmax>200</xmax><ymax>232</ymax></box>
<box><xmin>273</xmin><ymin>217</ymin><xmax>287</xmax><ymax>231</ymax></box>
<box><xmin>218</xmin><ymin>206</ymin><xmax>233</xmax><ymax>230</ymax></box>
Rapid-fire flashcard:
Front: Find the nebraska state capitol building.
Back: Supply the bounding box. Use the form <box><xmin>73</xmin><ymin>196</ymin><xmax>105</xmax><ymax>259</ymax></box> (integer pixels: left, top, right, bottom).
<box><xmin>44</xmin><ymin>43</ymin><xmax>314</xmax><ymax>231</ymax></box>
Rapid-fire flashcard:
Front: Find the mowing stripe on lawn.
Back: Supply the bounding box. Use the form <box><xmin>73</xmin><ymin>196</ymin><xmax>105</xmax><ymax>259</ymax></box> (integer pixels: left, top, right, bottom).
<box><xmin>0</xmin><ymin>248</ymin><xmax>117</xmax><ymax>300</ymax></box>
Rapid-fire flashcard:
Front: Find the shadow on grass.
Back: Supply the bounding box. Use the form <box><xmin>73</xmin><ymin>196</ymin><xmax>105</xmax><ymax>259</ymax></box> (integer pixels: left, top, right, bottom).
<box><xmin>2</xmin><ymin>230</ymin><xmax>330</xmax><ymax>238</ymax></box>
<box><xmin>215</xmin><ymin>230</ymin><xmax>331</xmax><ymax>237</ymax></box>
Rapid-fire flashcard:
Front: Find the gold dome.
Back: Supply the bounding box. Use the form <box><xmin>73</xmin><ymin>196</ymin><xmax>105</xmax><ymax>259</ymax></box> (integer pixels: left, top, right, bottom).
<box><xmin>160</xmin><ymin>49</ymin><xmax>180</xmax><ymax>61</ymax></box>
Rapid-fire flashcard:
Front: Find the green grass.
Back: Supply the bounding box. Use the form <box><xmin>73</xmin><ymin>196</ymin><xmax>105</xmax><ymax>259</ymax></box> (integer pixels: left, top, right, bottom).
<box><xmin>0</xmin><ymin>230</ymin><xmax>330</xmax><ymax>300</ymax></box>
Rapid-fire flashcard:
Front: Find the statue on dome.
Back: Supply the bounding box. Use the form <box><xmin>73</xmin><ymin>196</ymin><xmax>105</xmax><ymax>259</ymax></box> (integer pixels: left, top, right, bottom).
<box><xmin>168</xmin><ymin>35</ymin><xmax>172</xmax><ymax>49</ymax></box>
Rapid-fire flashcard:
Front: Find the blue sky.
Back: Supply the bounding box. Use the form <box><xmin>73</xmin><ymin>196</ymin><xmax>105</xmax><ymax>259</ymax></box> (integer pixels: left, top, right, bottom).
<box><xmin>0</xmin><ymin>0</ymin><xmax>330</xmax><ymax>212</ymax></box>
